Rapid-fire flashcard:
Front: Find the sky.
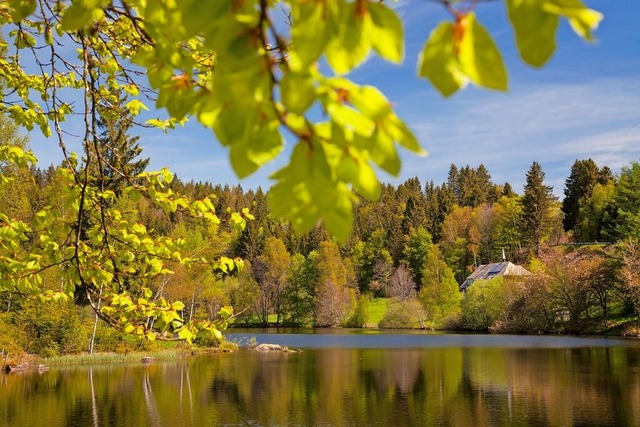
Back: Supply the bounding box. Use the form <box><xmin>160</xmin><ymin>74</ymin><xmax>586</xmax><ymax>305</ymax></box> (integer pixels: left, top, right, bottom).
<box><xmin>29</xmin><ymin>0</ymin><xmax>640</xmax><ymax>197</ymax></box>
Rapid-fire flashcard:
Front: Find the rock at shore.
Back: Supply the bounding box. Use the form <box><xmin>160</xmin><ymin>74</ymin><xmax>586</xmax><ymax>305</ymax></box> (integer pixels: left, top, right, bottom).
<box><xmin>254</xmin><ymin>343</ymin><xmax>283</xmax><ymax>351</ymax></box>
<box><xmin>253</xmin><ymin>343</ymin><xmax>301</xmax><ymax>353</ymax></box>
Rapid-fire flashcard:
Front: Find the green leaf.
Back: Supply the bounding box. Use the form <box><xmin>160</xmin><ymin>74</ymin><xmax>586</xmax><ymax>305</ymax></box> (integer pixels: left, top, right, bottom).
<box><xmin>418</xmin><ymin>22</ymin><xmax>468</xmax><ymax>97</ymax></box>
<box><xmin>7</xmin><ymin>0</ymin><xmax>37</xmax><ymax>22</ymax></box>
<box><xmin>125</xmin><ymin>99</ymin><xmax>149</xmax><ymax>116</ymax></box>
<box><xmin>367</xmin><ymin>2</ymin><xmax>404</xmax><ymax>63</ymax></box>
<box><xmin>212</xmin><ymin>104</ymin><xmax>257</xmax><ymax>147</ymax></box>
<box><xmin>211</xmin><ymin>328</ymin><xmax>223</xmax><ymax>341</ymax></box>
<box><xmin>229</xmin><ymin>120</ymin><xmax>283</xmax><ymax>178</ymax></box>
<box><xmin>508</xmin><ymin>0</ymin><xmax>601</xmax><ymax>67</ymax></box>
<box><xmin>160</xmin><ymin>167</ymin><xmax>174</xmax><ymax>184</ymax></box>
<box><xmin>60</xmin><ymin>1</ymin><xmax>107</xmax><ymax>31</ymax></box>
<box><xmin>348</xmin><ymin>85</ymin><xmax>393</xmax><ymax>121</ymax></box>
<box><xmin>542</xmin><ymin>0</ymin><xmax>603</xmax><ymax>41</ymax></box>
<box><xmin>177</xmin><ymin>327</ymin><xmax>193</xmax><ymax>343</ymax></box>
<box><xmin>326</xmin><ymin>3</ymin><xmax>371</xmax><ymax>75</ymax></box>
<box><xmin>148</xmin><ymin>258</ymin><xmax>163</xmax><ymax>274</ymax></box>
<box><xmin>384</xmin><ymin>114</ymin><xmax>425</xmax><ymax>155</ymax></box>
<box><xmin>179</xmin><ymin>0</ymin><xmax>231</xmax><ymax>37</ymax></box>
<box><xmin>269</xmin><ymin>139</ymin><xmax>354</xmax><ymax>243</ymax></box>
<box><xmin>458</xmin><ymin>13</ymin><xmax>508</xmax><ymax>91</ymax></box>
<box><xmin>280</xmin><ymin>72</ymin><xmax>316</xmax><ymax>115</ymax></box>
<box><xmin>354</xmin><ymin>160</ymin><xmax>381</xmax><ymax>201</ymax></box>
<box><xmin>507</xmin><ymin>0</ymin><xmax>559</xmax><ymax>67</ymax></box>
<box><xmin>289</xmin><ymin>2</ymin><xmax>331</xmax><ymax>71</ymax></box>
<box><xmin>369</xmin><ymin>130</ymin><xmax>401</xmax><ymax>176</ymax></box>
<box><xmin>327</xmin><ymin>102</ymin><xmax>375</xmax><ymax>137</ymax></box>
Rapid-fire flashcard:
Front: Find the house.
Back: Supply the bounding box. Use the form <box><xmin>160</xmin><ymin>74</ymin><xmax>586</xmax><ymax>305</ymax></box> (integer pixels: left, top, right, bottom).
<box><xmin>460</xmin><ymin>261</ymin><xmax>531</xmax><ymax>292</ymax></box>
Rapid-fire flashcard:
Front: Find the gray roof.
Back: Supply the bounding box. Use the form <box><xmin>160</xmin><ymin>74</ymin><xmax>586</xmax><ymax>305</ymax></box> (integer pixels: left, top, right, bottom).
<box><xmin>460</xmin><ymin>261</ymin><xmax>531</xmax><ymax>291</ymax></box>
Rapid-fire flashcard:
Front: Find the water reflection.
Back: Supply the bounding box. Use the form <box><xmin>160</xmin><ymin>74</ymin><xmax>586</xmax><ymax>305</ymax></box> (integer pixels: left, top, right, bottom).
<box><xmin>1</xmin><ymin>339</ymin><xmax>640</xmax><ymax>426</ymax></box>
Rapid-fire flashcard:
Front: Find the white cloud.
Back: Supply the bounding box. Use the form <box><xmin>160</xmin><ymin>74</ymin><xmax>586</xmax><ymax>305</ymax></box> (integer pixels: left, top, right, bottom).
<box><xmin>394</xmin><ymin>76</ymin><xmax>640</xmax><ymax>192</ymax></box>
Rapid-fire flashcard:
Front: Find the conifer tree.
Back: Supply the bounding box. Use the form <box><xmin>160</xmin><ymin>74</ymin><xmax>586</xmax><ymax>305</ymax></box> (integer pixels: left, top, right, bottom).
<box><xmin>521</xmin><ymin>162</ymin><xmax>556</xmax><ymax>256</ymax></box>
<box><xmin>95</xmin><ymin>91</ymin><xmax>149</xmax><ymax>196</ymax></box>
<box><xmin>502</xmin><ymin>182</ymin><xmax>516</xmax><ymax>198</ymax></box>
<box><xmin>562</xmin><ymin>158</ymin><xmax>602</xmax><ymax>233</ymax></box>
<box><xmin>606</xmin><ymin>161</ymin><xmax>640</xmax><ymax>240</ymax></box>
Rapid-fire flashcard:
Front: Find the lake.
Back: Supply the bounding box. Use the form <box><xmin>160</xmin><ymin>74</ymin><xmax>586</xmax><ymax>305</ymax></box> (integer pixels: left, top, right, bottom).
<box><xmin>2</xmin><ymin>330</ymin><xmax>640</xmax><ymax>426</ymax></box>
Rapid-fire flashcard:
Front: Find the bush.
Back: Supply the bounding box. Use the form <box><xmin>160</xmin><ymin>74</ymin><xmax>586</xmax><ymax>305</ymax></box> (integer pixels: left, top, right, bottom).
<box><xmin>461</xmin><ymin>277</ymin><xmax>510</xmax><ymax>331</ymax></box>
<box><xmin>14</xmin><ymin>300</ymin><xmax>90</xmax><ymax>356</ymax></box>
<box><xmin>379</xmin><ymin>298</ymin><xmax>425</xmax><ymax>329</ymax></box>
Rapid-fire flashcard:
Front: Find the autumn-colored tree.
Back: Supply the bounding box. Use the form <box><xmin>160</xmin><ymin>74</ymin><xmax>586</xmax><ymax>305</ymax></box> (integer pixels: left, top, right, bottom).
<box><xmin>255</xmin><ymin>237</ymin><xmax>292</xmax><ymax>326</ymax></box>
<box><xmin>387</xmin><ymin>264</ymin><xmax>417</xmax><ymax>300</ymax></box>
<box><xmin>619</xmin><ymin>239</ymin><xmax>640</xmax><ymax>327</ymax></box>
<box><xmin>440</xmin><ymin>206</ymin><xmax>474</xmax><ymax>283</ymax></box>
<box><xmin>314</xmin><ymin>241</ymin><xmax>357</xmax><ymax>327</ymax></box>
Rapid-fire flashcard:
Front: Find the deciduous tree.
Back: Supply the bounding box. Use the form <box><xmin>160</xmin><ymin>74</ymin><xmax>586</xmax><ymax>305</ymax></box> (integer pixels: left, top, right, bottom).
<box><xmin>619</xmin><ymin>238</ymin><xmax>640</xmax><ymax>327</ymax></box>
<box><xmin>418</xmin><ymin>245</ymin><xmax>461</xmax><ymax>327</ymax></box>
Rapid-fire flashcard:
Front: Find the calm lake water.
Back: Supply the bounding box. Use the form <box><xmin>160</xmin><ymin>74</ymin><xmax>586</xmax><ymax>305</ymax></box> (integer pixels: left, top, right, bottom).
<box><xmin>2</xmin><ymin>331</ymin><xmax>640</xmax><ymax>426</ymax></box>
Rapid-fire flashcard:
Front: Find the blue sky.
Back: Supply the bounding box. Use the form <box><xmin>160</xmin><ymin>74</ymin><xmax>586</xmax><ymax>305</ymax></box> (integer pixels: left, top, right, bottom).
<box><xmin>29</xmin><ymin>0</ymin><xmax>640</xmax><ymax>196</ymax></box>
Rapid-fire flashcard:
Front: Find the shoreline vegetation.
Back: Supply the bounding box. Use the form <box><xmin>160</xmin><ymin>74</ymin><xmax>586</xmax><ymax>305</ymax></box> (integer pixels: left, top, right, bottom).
<box><xmin>3</xmin><ymin>321</ymin><xmax>639</xmax><ymax>372</ymax></box>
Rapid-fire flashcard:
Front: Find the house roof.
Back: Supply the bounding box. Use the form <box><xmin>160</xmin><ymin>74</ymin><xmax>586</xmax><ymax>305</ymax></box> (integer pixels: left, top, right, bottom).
<box><xmin>459</xmin><ymin>261</ymin><xmax>531</xmax><ymax>291</ymax></box>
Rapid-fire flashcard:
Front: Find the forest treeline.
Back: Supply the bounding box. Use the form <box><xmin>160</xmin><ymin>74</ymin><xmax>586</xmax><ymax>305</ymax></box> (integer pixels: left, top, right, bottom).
<box><xmin>2</xmin><ymin>109</ymin><xmax>640</xmax><ymax>355</ymax></box>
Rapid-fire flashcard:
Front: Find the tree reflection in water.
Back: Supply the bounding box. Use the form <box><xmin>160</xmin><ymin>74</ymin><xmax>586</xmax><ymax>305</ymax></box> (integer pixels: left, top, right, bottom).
<box><xmin>1</xmin><ymin>341</ymin><xmax>640</xmax><ymax>426</ymax></box>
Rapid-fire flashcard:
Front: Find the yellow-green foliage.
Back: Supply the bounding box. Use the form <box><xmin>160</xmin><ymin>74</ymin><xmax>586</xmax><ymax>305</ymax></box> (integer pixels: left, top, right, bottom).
<box><xmin>367</xmin><ymin>298</ymin><xmax>390</xmax><ymax>327</ymax></box>
<box><xmin>461</xmin><ymin>277</ymin><xmax>510</xmax><ymax>331</ymax></box>
<box><xmin>379</xmin><ymin>298</ymin><xmax>425</xmax><ymax>329</ymax></box>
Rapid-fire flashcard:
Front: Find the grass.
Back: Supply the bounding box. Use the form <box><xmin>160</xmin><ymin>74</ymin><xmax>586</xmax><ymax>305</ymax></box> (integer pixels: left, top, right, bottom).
<box><xmin>43</xmin><ymin>349</ymin><xmax>189</xmax><ymax>366</ymax></box>
<box><xmin>42</xmin><ymin>339</ymin><xmax>239</xmax><ymax>366</ymax></box>
<box><xmin>367</xmin><ymin>298</ymin><xmax>389</xmax><ymax>327</ymax></box>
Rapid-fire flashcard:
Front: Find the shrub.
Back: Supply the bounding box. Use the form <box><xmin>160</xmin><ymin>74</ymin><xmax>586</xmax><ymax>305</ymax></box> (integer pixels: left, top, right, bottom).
<box><xmin>379</xmin><ymin>298</ymin><xmax>425</xmax><ymax>329</ymax></box>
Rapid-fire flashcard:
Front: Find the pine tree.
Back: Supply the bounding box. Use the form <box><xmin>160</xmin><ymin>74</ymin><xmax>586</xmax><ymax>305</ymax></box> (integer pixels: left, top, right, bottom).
<box><xmin>606</xmin><ymin>161</ymin><xmax>640</xmax><ymax>240</ymax></box>
<box><xmin>95</xmin><ymin>91</ymin><xmax>149</xmax><ymax>196</ymax></box>
<box><xmin>447</xmin><ymin>164</ymin><xmax>460</xmax><ymax>203</ymax></box>
<box><xmin>521</xmin><ymin>162</ymin><xmax>556</xmax><ymax>256</ymax></box>
<box><xmin>562</xmin><ymin>158</ymin><xmax>601</xmax><ymax>232</ymax></box>
<box><xmin>502</xmin><ymin>182</ymin><xmax>516</xmax><ymax>198</ymax></box>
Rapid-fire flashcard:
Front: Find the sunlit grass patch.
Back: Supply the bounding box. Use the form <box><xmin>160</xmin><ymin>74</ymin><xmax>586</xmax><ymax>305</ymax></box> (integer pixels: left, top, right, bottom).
<box><xmin>367</xmin><ymin>298</ymin><xmax>389</xmax><ymax>327</ymax></box>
